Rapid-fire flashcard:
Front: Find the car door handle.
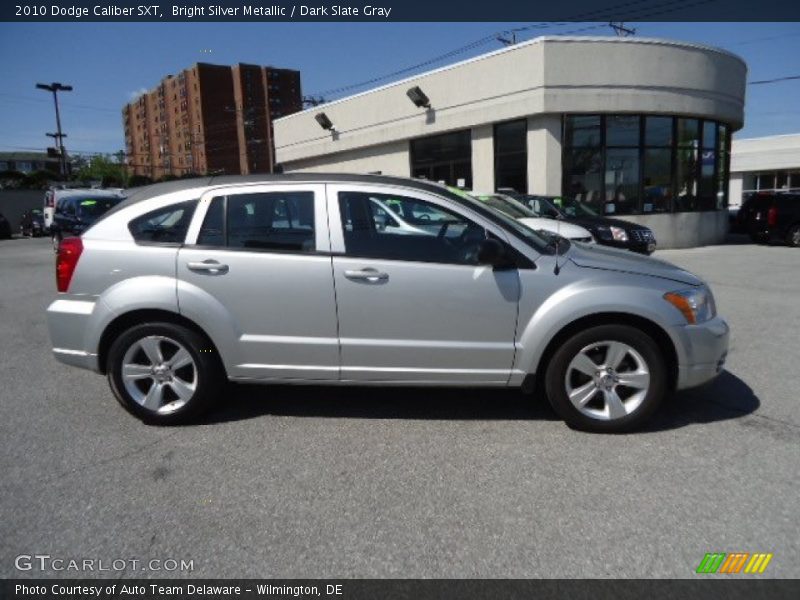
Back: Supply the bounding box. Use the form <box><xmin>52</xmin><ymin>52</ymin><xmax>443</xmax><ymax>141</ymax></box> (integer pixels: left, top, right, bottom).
<box><xmin>187</xmin><ymin>260</ymin><xmax>229</xmax><ymax>274</ymax></box>
<box><xmin>344</xmin><ymin>268</ymin><xmax>389</xmax><ymax>282</ymax></box>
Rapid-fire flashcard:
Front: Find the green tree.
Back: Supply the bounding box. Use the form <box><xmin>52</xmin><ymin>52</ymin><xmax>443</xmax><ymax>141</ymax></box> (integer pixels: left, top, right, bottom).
<box><xmin>75</xmin><ymin>154</ymin><xmax>128</xmax><ymax>187</ymax></box>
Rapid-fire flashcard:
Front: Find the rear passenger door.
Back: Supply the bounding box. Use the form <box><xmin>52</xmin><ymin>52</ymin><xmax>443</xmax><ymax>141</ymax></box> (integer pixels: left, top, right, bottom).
<box><xmin>178</xmin><ymin>184</ymin><xmax>339</xmax><ymax>381</ymax></box>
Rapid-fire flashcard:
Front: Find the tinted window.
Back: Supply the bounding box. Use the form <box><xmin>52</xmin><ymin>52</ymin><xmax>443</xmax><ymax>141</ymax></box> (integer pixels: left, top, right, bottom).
<box><xmin>606</xmin><ymin>115</ymin><xmax>640</xmax><ymax>147</ymax></box>
<box><xmin>76</xmin><ymin>197</ymin><xmax>124</xmax><ymax>221</ymax></box>
<box><xmin>339</xmin><ymin>192</ymin><xmax>486</xmax><ymax>265</ymax></box>
<box><xmin>198</xmin><ymin>192</ymin><xmax>316</xmax><ymax>253</ymax></box>
<box><xmin>494</xmin><ymin>119</ymin><xmax>527</xmax><ymax>193</ymax></box>
<box><xmin>128</xmin><ymin>200</ymin><xmax>197</xmax><ymax>243</ymax></box>
<box><xmin>564</xmin><ymin>115</ymin><xmax>601</xmax><ymax>147</ymax></box>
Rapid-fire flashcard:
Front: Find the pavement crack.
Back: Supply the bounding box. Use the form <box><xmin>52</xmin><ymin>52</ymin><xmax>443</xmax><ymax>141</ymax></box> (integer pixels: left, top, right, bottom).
<box><xmin>48</xmin><ymin>431</ymin><xmax>179</xmax><ymax>484</ymax></box>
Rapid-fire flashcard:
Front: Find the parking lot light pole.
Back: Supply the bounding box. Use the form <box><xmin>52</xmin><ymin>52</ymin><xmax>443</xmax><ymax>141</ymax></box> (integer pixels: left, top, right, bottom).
<box><xmin>36</xmin><ymin>82</ymin><xmax>73</xmax><ymax>177</ymax></box>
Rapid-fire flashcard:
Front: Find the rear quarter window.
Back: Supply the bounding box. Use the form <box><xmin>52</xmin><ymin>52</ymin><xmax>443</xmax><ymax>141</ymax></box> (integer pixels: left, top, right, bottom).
<box><xmin>128</xmin><ymin>200</ymin><xmax>198</xmax><ymax>244</ymax></box>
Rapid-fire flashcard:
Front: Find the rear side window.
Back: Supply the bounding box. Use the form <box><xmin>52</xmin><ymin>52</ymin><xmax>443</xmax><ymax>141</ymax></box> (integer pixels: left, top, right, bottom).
<box><xmin>128</xmin><ymin>200</ymin><xmax>197</xmax><ymax>244</ymax></box>
<box><xmin>197</xmin><ymin>192</ymin><xmax>316</xmax><ymax>253</ymax></box>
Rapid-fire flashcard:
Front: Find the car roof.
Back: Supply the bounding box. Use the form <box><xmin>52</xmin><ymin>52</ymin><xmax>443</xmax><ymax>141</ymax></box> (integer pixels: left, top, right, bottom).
<box><xmin>101</xmin><ymin>173</ymin><xmax>460</xmax><ymax>219</ymax></box>
<box><xmin>54</xmin><ymin>188</ymin><xmax>125</xmax><ymax>198</ymax></box>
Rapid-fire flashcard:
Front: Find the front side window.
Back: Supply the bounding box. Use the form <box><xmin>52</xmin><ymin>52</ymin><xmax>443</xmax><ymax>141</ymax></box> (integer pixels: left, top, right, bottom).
<box><xmin>129</xmin><ymin>200</ymin><xmax>197</xmax><ymax>244</ymax></box>
<box><xmin>197</xmin><ymin>191</ymin><xmax>316</xmax><ymax>252</ymax></box>
<box><xmin>338</xmin><ymin>192</ymin><xmax>486</xmax><ymax>265</ymax></box>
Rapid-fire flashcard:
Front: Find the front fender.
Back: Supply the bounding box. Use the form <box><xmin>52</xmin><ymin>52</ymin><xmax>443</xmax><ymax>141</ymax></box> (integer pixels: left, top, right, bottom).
<box><xmin>514</xmin><ymin>272</ymin><xmax>688</xmax><ymax>376</ymax></box>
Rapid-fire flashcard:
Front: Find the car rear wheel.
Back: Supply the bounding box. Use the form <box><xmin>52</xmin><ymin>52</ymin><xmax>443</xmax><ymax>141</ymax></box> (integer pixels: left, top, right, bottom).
<box><xmin>544</xmin><ymin>324</ymin><xmax>667</xmax><ymax>433</ymax></box>
<box><xmin>786</xmin><ymin>224</ymin><xmax>800</xmax><ymax>248</ymax></box>
<box><xmin>107</xmin><ymin>322</ymin><xmax>224</xmax><ymax>425</ymax></box>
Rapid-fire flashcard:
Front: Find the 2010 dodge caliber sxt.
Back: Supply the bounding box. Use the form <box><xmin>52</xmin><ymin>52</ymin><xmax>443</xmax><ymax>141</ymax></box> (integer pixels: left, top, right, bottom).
<box><xmin>46</xmin><ymin>174</ymin><xmax>729</xmax><ymax>432</ymax></box>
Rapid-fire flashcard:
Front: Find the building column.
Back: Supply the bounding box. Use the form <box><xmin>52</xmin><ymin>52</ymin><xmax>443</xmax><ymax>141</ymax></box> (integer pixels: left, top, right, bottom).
<box><xmin>728</xmin><ymin>173</ymin><xmax>744</xmax><ymax>210</ymax></box>
<box><xmin>471</xmin><ymin>124</ymin><xmax>494</xmax><ymax>192</ymax></box>
<box><xmin>527</xmin><ymin>114</ymin><xmax>563</xmax><ymax>195</ymax></box>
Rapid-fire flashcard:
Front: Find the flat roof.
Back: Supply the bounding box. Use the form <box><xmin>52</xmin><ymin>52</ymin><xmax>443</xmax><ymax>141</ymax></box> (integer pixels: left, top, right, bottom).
<box><xmin>275</xmin><ymin>35</ymin><xmax>745</xmax><ymax>121</ymax></box>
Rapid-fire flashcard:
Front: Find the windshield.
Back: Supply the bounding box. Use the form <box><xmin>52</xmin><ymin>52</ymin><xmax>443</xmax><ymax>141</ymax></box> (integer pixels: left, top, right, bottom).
<box><xmin>476</xmin><ymin>194</ymin><xmax>535</xmax><ymax>219</ymax></box>
<box><xmin>442</xmin><ymin>187</ymin><xmax>552</xmax><ymax>254</ymax></box>
<box><xmin>557</xmin><ymin>197</ymin><xmax>600</xmax><ymax>217</ymax></box>
<box><xmin>76</xmin><ymin>196</ymin><xmax>124</xmax><ymax>220</ymax></box>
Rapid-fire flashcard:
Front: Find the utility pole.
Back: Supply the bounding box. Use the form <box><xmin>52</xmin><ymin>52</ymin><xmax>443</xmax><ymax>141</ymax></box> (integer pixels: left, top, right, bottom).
<box><xmin>609</xmin><ymin>22</ymin><xmax>636</xmax><ymax>37</ymax></box>
<box><xmin>496</xmin><ymin>32</ymin><xmax>517</xmax><ymax>46</ymax></box>
<box><xmin>36</xmin><ymin>82</ymin><xmax>73</xmax><ymax>177</ymax></box>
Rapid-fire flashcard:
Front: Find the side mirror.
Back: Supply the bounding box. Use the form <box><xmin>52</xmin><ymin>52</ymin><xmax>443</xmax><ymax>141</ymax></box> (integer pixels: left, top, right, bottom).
<box><xmin>477</xmin><ymin>238</ymin><xmax>514</xmax><ymax>269</ymax></box>
<box><xmin>373</xmin><ymin>214</ymin><xmax>387</xmax><ymax>231</ymax></box>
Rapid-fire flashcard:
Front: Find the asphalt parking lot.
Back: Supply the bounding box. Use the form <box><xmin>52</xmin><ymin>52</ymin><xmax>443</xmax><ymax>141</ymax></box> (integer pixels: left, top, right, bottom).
<box><xmin>0</xmin><ymin>236</ymin><xmax>797</xmax><ymax>579</ymax></box>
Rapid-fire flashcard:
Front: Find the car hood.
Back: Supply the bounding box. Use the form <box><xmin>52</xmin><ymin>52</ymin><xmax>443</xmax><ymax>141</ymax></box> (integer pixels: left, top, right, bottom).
<box><xmin>517</xmin><ymin>217</ymin><xmax>592</xmax><ymax>239</ymax></box>
<box><xmin>567</xmin><ymin>242</ymin><xmax>702</xmax><ymax>285</ymax></box>
<box><xmin>567</xmin><ymin>215</ymin><xmax>645</xmax><ymax>231</ymax></box>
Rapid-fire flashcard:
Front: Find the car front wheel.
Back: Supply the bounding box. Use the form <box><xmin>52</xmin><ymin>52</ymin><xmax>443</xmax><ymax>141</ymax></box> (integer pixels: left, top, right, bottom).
<box><xmin>544</xmin><ymin>324</ymin><xmax>667</xmax><ymax>433</ymax></box>
<box><xmin>107</xmin><ymin>322</ymin><xmax>224</xmax><ymax>425</ymax></box>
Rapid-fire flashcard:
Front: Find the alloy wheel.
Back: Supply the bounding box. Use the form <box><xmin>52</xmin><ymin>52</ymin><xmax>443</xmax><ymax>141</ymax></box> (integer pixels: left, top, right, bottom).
<box><xmin>564</xmin><ymin>340</ymin><xmax>651</xmax><ymax>421</ymax></box>
<box><xmin>121</xmin><ymin>335</ymin><xmax>197</xmax><ymax>414</ymax></box>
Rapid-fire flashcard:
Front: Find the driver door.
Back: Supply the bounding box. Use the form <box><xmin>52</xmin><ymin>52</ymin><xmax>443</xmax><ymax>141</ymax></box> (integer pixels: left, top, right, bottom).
<box><xmin>327</xmin><ymin>184</ymin><xmax>520</xmax><ymax>385</ymax></box>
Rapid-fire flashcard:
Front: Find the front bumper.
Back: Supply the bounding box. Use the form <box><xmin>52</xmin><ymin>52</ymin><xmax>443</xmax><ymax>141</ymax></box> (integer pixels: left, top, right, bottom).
<box><xmin>674</xmin><ymin>316</ymin><xmax>730</xmax><ymax>390</ymax></box>
<box><xmin>47</xmin><ymin>298</ymin><xmax>101</xmax><ymax>372</ymax></box>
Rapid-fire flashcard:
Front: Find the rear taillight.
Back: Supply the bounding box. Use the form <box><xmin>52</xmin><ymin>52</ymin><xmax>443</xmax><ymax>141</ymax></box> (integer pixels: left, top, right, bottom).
<box><xmin>56</xmin><ymin>237</ymin><xmax>83</xmax><ymax>292</ymax></box>
<box><xmin>767</xmin><ymin>206</ymin><xmax>778</xmax><ymax>227</ymax></box>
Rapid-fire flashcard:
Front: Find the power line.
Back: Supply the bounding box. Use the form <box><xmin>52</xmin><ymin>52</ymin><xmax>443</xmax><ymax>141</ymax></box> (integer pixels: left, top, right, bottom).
<box><xmin>306</xmin><ymin>0</ymin><xmax>715</xmax><ymax>99</ymax></box>
<box><xmin>749</xmin><ymin>75</ymin><xmax>800</xmax><ymax>85</ymax></box>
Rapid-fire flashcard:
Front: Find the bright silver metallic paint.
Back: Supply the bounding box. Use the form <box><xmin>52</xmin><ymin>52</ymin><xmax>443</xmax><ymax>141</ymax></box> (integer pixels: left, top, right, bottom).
<box><xmin>46</xmin><ymin>176</ymin><xmax>729</xmax><ymax>399</ymax></box>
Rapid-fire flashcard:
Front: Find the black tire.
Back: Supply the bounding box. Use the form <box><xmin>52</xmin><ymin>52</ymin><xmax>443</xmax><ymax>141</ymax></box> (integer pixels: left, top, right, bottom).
<box><xmin>544</xmin><ymin>324</ymin><xmax>667</xmax><ymax>433</ymax></box>
<box><xmin>107</xmin><ymin>322</ymin><xmax>224</xmax><ymax>425</ymax></box>
<box><xmin>786</xmin><ymin>224</ymin><xmax>800</xmax><ymax>248</ymax></box>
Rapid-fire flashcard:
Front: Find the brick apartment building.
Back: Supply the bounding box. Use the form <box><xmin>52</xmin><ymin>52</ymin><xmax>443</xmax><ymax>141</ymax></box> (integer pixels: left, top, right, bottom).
<box><xmin>122</xmin><ymin>63</ymin><xmax>301</xmax><ymax>179</ymax></box>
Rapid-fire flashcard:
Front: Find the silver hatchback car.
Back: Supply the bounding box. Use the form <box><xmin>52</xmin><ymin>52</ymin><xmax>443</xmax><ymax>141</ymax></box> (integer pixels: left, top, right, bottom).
<box><xmin>47</xmin><ymin>175</ymin><xmax>729</xmax><ymax>432</ymax></box>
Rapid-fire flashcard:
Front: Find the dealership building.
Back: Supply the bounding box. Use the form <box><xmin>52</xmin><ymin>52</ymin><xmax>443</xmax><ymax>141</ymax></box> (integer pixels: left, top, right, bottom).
<box><xmin>729</xmin><ymin>133</ymin><xmax>800</xmax><ymax>210</ymax></box>
<box><xmin>274</xmin><ymin>36</ymin><xmax>747</xmax><ymax>248</ymax></box>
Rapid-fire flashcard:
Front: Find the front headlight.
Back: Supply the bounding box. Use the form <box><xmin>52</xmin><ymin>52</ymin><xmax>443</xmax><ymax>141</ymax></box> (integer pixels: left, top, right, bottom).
<box><xmin>663</xmin><ymin>288</ymin><xmax>716</xmax><ymax>324</ymax></box>
<box><xmin>609</xmin><ymin>226</ymin><xmax>628</xmax><ymax>242</ymax></box>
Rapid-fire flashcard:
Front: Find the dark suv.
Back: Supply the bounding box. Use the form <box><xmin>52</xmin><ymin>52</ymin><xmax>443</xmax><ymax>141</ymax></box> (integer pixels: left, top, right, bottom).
<box><xmin>737</xmin><ymin>193</ymin><xmax>800</xmax><ymax>247</ymax></box>
<box><xmin>51</xmin><ymin>191</ymin><xmax>124</xmax><ymax>250</ymax></box>
<box><xmin>507</xmin><ymin>194</ymin><xmax>657</xmax><ymax>255</ymax></box>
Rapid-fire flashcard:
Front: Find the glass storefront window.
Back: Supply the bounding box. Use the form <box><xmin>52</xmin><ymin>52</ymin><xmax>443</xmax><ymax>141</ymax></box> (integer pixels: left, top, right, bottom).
<box><xmin>411</xmin><ymin>129</ymin><xmax>472</xmax><ymax>188</ymax></box>
<box><xmin>675</xmin><ymin>146</ymin><xmax>699</xmax><ymax>211</ymax></box>
<box><xmin>564</xmin><ymin>115</ymin><xmax>601</xmax><ymax>147</ymax></box>
<box><xmin>604</xmin><ymin>148</ymin><xmax>641</xmax><ymax>214</ymax></box>
<box><xmin>494</xmin><ymin>119</ymin><xmax>527</xmax><ymax>193</ymax></box>
<box><xmin>563</xmin><ymin>148</ymin><xmax>603</xmax><ymax>213</ymax></box>
<box><xmin>698</xmin><ymin>150</ymin><xmax>716</xmax><ymax>211</ymax></box>
<box><xmin>702</xmin><ymin>121</ymin><xmax>717</xmax><ymax>150</ymax></box>
<box><xmin>563</xmin><ymin>114</ymin><xmax>731</xmax><ymax>214</ymax></box>
<box><xmin>606</xmin><ymin>115</ymin><xmax>641</xmax><ymax>147</ymax></box>
<box><xmin>677</xmin><ymin>118</ymin><xmax>700</xmax><ymax>147</ymax></box>
<box><xmin>643</xmin><ymin>149</ymin><xmax>673</xmax><ymax>213</ymax></box>
<box><xmin>645</xmin><ymin>116</ymin><xmax>673</xmax><ymax>147</ymax></box>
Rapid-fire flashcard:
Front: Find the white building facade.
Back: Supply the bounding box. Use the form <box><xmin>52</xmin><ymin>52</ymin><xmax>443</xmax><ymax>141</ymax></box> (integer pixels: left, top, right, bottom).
<box><xmin>274</xmin><ymin>36</ymin><xmax>747</xmax><ymax>248</ymax></box>
<box><xmin>729</xmin><ymin>134</ymin><xmax>800</xmax><ymax>210</ymax></box>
